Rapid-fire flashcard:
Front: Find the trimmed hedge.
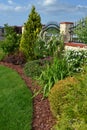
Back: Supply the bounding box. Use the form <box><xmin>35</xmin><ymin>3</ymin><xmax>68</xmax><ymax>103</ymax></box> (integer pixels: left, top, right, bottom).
<box><xmin>49</xmin><ymin>77</ymin><xmax>79</xmax><ymax>117</ymax></box>
<box><xmin>49</xmin><ymin>75</ymin><xmax>87</xmax><ymax>130</ymax></box>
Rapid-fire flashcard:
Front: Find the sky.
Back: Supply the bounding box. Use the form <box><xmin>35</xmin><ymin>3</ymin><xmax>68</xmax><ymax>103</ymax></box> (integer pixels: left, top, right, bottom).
<box><xmin>0</xmin><ymin>0</ymin><xmax>87</xmax><ymax>26</ymax></box>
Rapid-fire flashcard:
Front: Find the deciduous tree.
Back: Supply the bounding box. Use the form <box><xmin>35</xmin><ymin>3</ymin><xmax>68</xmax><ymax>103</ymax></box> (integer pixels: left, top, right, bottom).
<box><xmin>74</xmin><ymin>17</ymin><xmax>87</xmax><ymax>44</ymax></box>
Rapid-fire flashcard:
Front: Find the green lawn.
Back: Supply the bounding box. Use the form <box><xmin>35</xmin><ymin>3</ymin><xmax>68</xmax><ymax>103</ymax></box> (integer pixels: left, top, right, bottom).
<box><xmin>0</xmin><ymin>65</ymin><xmax>33</xmax><ymax>130</ymax></box>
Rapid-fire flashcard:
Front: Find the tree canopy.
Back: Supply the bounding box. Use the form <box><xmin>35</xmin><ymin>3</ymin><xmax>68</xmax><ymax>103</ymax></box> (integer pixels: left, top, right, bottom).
<box><xmin>74</xmin><ymin>17</ymin><xmax>87</xmax><ymax>44</ymax></box>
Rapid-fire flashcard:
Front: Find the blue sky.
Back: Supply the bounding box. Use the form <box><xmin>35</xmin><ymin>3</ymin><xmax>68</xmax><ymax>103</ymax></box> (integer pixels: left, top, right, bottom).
<box><xmin>0</xmin><ymin>0</ymin><xmax>87</xmax><ymax>26</ymax></box>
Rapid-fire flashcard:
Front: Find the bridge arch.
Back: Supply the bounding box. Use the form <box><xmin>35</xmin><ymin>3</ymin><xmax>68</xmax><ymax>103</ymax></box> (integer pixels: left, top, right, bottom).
<box><xmin>41</xmin><ymin>22</ymin><xmax>60</xmax><ymax>37</ymax></box>
<box><xmin>42</xmin><ymin>22</ymin><xmax>60</xmax><ymax>32</ymax></box>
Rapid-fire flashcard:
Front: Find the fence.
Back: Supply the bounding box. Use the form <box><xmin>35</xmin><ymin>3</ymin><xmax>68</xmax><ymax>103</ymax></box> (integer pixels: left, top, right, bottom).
<box><xmin>69</xmin><ymin>19</ymin><xmax>87</xmax><ymax>43</ymax></box>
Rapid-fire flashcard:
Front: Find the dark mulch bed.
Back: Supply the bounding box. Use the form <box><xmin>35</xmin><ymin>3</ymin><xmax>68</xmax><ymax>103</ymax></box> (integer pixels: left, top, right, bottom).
<box><xmin>0</xmin><ymin>61</ymin><xmax>55</xmax><ymax>130</ymax></box>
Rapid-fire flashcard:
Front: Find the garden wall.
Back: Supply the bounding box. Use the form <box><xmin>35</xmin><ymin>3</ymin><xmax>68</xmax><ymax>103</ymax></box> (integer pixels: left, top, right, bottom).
<box><xmin>65</xmin><ymin>42</ymin><xmax>87</xmax><ymax>50</ymax></box>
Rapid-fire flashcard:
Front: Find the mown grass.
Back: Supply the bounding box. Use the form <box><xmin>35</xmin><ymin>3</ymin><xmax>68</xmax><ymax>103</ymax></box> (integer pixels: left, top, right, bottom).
<box><xmin>0</xmin><ymin>65</ymin><xmax>33</xmax><ymax>130</ymax></box>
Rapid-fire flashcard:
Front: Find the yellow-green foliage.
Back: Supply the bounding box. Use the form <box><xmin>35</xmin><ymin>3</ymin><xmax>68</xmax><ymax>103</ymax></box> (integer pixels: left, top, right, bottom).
<box><xmin>49</xmin><ymin>68</ymin><xmax>87</xmax><ymax>130</ymax></box>
<box><xmin>49</xmin><ymin>77</ymin><xmax>79</xmax><ymax>117</ymax></box>
<box><xmin>20</xmin><ymin>6</ymin><xmax>42</xmax><ymax>60</ymax></box>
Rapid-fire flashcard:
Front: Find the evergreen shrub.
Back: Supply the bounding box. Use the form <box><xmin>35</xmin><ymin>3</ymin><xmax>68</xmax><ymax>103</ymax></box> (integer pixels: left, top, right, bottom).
<box><xmin>49</xmin><ymin>75</ymin><xmax>87</xmax><ymax>130</ymax></box>
<box><xmin>49</xmin><ymin>77</ymin><xmax>78</xmax><ymax>117</ymax></box>
<box><xmin>20</xmin><ymin>6</ymin><xmax>42</xmax><ymax>60</ymax></box>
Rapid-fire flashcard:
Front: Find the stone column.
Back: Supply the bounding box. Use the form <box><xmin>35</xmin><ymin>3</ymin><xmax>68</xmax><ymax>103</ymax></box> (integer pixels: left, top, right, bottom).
<box><xmin>60</xmin><ymin>22</ymin><xmax>74</xmax><ymax>43</ymax></box>
<box><xmin>22</xmin><ymin>26</ymin><xmax>25</xmax><ymax>34</ymax></box>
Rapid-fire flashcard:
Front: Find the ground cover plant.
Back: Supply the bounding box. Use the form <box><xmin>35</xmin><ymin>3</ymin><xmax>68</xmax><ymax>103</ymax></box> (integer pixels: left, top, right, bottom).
<box><xmin>0</xmin><ymin>65</ymin><xmax>33</xmax><ymax>130</ymax></box>
<box><xmin>24</xmin><ymin>57</ymin><xmax>52</xmax><ymax>79</ymax></box>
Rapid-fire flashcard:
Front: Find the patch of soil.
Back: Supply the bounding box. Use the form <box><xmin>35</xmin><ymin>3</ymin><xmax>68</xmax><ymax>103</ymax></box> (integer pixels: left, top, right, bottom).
<box><xmin>2</xmin><ymin>52</ymin><xmax>26</xmax><ymax>65</ymax></box>
<box><xmin>0</xmin><ymin>61</ymin><xmax>56</xmax><ymax>130</ymax></box>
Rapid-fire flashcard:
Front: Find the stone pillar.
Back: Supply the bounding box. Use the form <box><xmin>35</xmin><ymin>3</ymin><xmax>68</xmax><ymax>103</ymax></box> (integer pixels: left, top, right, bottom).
<box><xmin>22</xmin><ymin>26</ymin><xmax>25</xmax><ymax>34</ymax></box>
<box><xmin>60</xmin><ymin>22</ymin><xmax>74</xmax><ymax>43</ymax></box>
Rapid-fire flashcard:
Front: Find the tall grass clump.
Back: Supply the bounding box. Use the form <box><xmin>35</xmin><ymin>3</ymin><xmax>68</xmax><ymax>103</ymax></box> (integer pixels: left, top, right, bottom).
<box><xmin>38</xmin><ymin>57</ymin><xmax>69</xmax><ymax>97</ymax></box>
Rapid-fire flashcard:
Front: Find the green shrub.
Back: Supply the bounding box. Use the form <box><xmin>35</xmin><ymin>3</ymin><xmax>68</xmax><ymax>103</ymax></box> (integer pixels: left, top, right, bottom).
<box><xmin>1</xmin><ymin>24</ymin><xmax>21</xmax><ymax>54</ymax></box>
<box><xmin>49</xmin><ymin>77</ymin><xmax>78</xmax><ymax>117</ymax></box>
<box><xmin>0</xmin><ymin>47</ymin><xmax>6</xmax><ymax>60</ymax></box>
<box><xmin>24</xmin><ymin>60</ymin><xmax>42</xmax><ymax>79</ymax></box>
<box><xmin>52</xmin><ymin>114</ymin><xmax>87</xmax><ymax>130</ymax></box>
<box><xmin>49</xmin><ymin>75</ymin><xmax>87</xmax><ymax>130</ymax></box>
<box><xmin>24</xmin><ymin>58</ymin><xmax>51</xmax><ymax>79</ymax></box>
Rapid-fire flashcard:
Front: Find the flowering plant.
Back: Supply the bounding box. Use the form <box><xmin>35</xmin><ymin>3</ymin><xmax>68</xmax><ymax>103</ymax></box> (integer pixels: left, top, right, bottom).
<box><xmin>65</xmin><ymin>49</ymin><xmax>87</xmax><ymax>72</ymax></box>
<box><xmin>34</xmin><ymin>31</ymin><xmax>64</xmax><ymax>59</ymax></box>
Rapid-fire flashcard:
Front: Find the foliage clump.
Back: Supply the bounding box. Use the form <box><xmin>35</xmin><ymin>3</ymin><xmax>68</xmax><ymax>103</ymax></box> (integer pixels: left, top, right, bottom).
<box><xmin>1</xmin><ymin>24</ymin><xmax>21</xmax><ymax>54</ymax></box>
<box><xmin>74</xmin><ymin>17</ymin><xmax>87</xmax><ymax>43</ymax></box>
<box><xmin>20</xmin><ymin>5</ymin><xmax>42</xmax><ymax>60</ymax></box>
<box><xmin>24</xmin><ymin>58</ymin><xmax>52</xmax><ymax>79</ymax></box>
<box><xmin>65</xmin><ymin>49</ymin><xmax>87</xmax><ymax>73</ymax></box>
<box><xmin>49</xmin><ymin>77</ymin><xmax>79</xmax><ymax>117</ymax></box>
<box><xmin>49</xmin><ymin>75</ymin><xmax>87</xmax><ymax>130</ymax></box>
<box><xmin>39</xmin><ymin>57</ymin><xmax>69</xmax><ymax>97</ymax></box>
<box><xmin>34</xmin><ymin>32</ymin><xmax>64</xmax><ymax>59</ymax></box>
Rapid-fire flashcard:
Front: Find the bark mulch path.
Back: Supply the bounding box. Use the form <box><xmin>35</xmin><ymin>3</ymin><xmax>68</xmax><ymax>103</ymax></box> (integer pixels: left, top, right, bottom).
<box><xmin>0</xmin><ymin>61</ymin><xmax>56</xmax><ymax>130</ymax></box>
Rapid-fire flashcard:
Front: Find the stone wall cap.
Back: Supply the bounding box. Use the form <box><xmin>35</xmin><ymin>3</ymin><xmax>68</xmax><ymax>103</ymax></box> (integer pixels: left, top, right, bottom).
<box><xmin>60</xmin><ymin>22</ymin><xmax>74</xmax><ymax>24</ymax></box>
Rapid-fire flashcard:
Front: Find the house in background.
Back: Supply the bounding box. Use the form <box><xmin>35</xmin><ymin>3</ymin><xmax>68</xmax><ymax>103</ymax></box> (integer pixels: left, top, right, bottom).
<box><xmin>0</xmin><ymin>25</ymin><xmax>22</xmax><ymax>40</ymax></box>
<box><xmin>14</xmin><ymin>26</ymin><xmax>22</xmax><ymax>34</ymax></box>
<box><xmin>0</xmin><ymin>22</ymin><xmax>75</xmax><ymax>42</ymax></box>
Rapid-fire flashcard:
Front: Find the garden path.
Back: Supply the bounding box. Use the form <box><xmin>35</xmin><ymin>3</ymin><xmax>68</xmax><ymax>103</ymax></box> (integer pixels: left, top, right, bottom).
<box><xmin>0</xmin><ymin>61</ymin><xmax>55</xmax><ymax>130</ymax></box>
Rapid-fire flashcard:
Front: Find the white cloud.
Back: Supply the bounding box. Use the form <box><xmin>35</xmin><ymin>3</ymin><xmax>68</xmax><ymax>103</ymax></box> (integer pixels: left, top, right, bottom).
<box><xmin>0</xmin><ymin>3</ymin><xmax>13</xmax><ymax>11</ymax></box>
<box><xmin>38</xmin><ymin>2</ymin><xmax>76</xmax><ymax>14</ymax></box>
<box><xmin>43</xmin><ymin>0</ymin><xmax>56</xmax><ymax>6</ymax></box>
<box><xmin>37</xmin><ymin>0</ymin><xmax>87</xmax><ymax>16</ymax></box>
<box><xmin>77</xmin><ymin>5</ymin><xmax>87</xmax><ymax>9</ymax></box>
<box><xmin>14</xmin><ymin>6</ymin><xmax>27</xmax><ymax>12</ymax></box>
<box><xmin>8</xmin><ymin>0</ymin><xmax>13</xmax><ymax>5</ymax></box>
<box><xmin>0</xmin><ymin>3</ymin><xmax>31</xmax><ymax>12</ymax></box>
